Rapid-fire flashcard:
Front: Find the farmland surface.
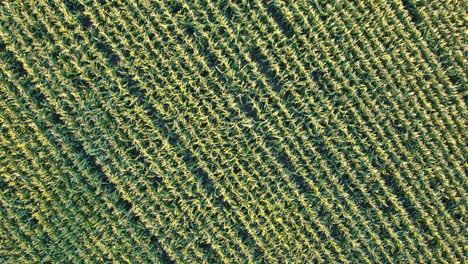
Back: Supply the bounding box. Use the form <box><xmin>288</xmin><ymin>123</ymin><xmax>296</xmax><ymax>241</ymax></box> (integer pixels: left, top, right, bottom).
<box><xmin>0</xmin><ymin>0</ymin><xmax>466</xmax><ymax>263</ymax></box>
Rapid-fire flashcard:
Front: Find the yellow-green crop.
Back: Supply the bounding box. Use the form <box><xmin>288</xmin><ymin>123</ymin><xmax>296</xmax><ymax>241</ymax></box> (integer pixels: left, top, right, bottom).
<box><xmin>0</xmin><ymin>0</ymin><xmax>465</xmax><ymax>263</ymax></box>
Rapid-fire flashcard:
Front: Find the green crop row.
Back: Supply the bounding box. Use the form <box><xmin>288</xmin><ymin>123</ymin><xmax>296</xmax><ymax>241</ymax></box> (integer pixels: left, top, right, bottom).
<box><xmin>0</xmin><ymin>0</ymin><xmax>465</xmax><ymax>263</ymax></box>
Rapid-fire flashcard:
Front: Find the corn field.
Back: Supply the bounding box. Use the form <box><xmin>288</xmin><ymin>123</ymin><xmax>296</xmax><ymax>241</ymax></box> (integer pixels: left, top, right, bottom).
<box><xmin>0</xmin><ymin>0</ymin><xmax>466</xmax><ymax>263</ymax></box>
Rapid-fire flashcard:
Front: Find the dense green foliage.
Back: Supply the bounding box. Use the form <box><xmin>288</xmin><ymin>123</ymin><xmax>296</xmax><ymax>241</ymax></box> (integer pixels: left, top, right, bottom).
<box><xmin>0</xmin><ymin>0</ymin><xmax>466</xmax><ymax>263</ymax></box>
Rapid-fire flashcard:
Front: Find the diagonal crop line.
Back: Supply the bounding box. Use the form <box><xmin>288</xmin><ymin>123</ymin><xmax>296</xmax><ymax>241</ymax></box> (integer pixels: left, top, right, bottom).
<box><xmin>3</xmin><ymin>1</ymin><xmax>268</xmax><ymax>262</ymax></box>
<box><xmin>0</xmin><ymin>72</ymin><xmax>137</xmax><ymax>264</ymax></box>
<box><xmin>0</xmin><ymin>66</ymin><xmax>170</xmax><ymax>263</ymax></box>
<box><xmin>286</xmin><ymin>1</ymin><xmax>464</xmax><ymax>262</ymax></box>
<box><xmin>73</xmin><ymin>0</ymin><xmax>336</xmax><ymax>262</ymax></box>
<box><xmin>206</xmin><ymin>0</ymin><xmax>468</xmax><ymax>262</ymax></box>
<box><xmin>82</xmin><ymin>2</ymin><xmax>288</xmax><ymax>262</ymax></box>
<box><xmin>0</xmin><ymin>0</ymin><xmax>465</xmax><ymax>263</ymax></box>
<box><xmin>0</xmin><ymin>59</ymin><xmax>158</xmax><ymax>263</ymax></box>
<box><xmin>266</xmin><ymin>1</ymin><xmax>462</xmax><ymax>262</ymax></box>
<box><xmin>176</xmin><ymin>1</ymin><xmax>410</xmax><ymax>262</ymax></box>
<box><xmin>0</xmin><ymin>195</ymin><xmax>45</xmax><ymax>262</ymax></box>
<box><xmin>86</xmin><ymin>0</ymin><xmax>352</xmax><ymax>260</ymax></box>
<box><xmin>0</xmin><ymin>59</ymin><xmax>110</xmax><ymax>263</ymax></box>
<box><xmin>46</xmin><ymin>0</ymin><xmax>266</xmax><ymax>262</ymax></box>
<box><xmin>99</xmin><ymin>1</ymin><xmax>324</xmax><ymax>260</ymax></box>
<box><xmin>127</xmin><ymin>1</ymin><xmax>348</xmax><ymax>262</ymax></box>
<box><xmin>381</xmin><ymin>1</ymin><xmax>466</xmax><ymax>137</ymax></box>
<box><xmin>215</xmin><ymin>2</ymin><xmax>402</xmax><ymax>262</ymax></box>
<box><xmin>126</xmin><ymin>0</ymin><xmax>462</xmax><ymax>262</ymax></box>
<box><xmin>302</xmin><ymin>0</ymin><xmax>466</xmax><ymax>252</ymax></box>
<box><xmin>0</xmin><ymin>5</ymin><xmax>188</xmax><ymax>262</ymax></box>
<box><xmin>356</xmin><ymin>1</ymin><xmax>464</xmax><ymax>170</ymax></box>
<box><xmin>161</xmin><ymin>2</ymin><xmax>358</xmax><ymax>262</ymax></box>
<box><xmin>337</xmin><ymin>0</ymin><xmax>465</xmax><ymax>242</ymax></box>
<box><xmin>398</xmin><ymin>0</ymin><xmax>466</xmax><ymax>87</ymax></box>
<box><xmin>330</xmin><ymin>0</ymin><xmax>466</xmax><ymax>216</ymax></box>
<box><xmin>0</xmin><ymin>113</ymin><xmax>108</xmax><ymax>262</ymax></box>
<box><xmin>177</xmin><ymin>1</ymin><xmax>412</xmax><ymax>262</ymax></box>
<box><xmin>389</xmin><ymin>0</ymin><xmax>467</xmax><ymax>112</ymax></box>
<box><xmin>280</xmin><ymin>0</ymin><xmax>466</xmax><ymax>258</ymax></box>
